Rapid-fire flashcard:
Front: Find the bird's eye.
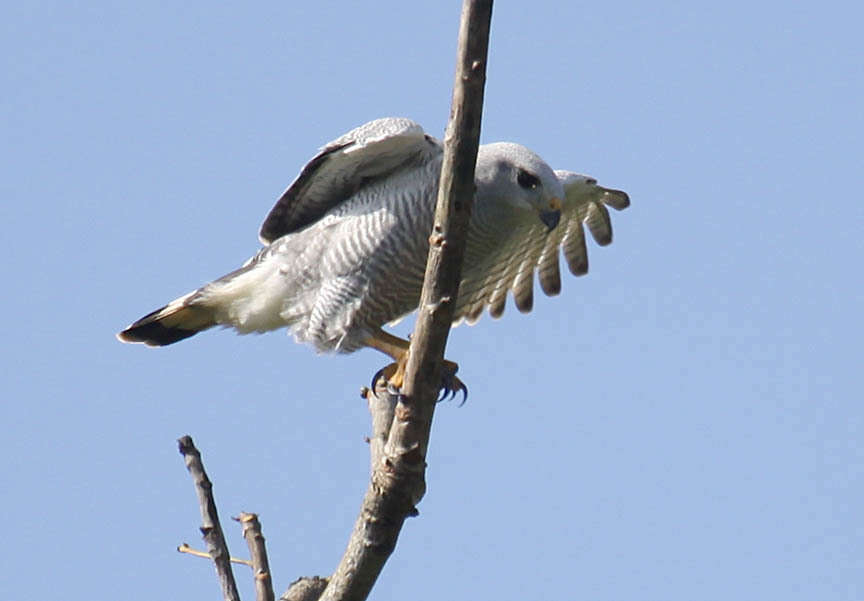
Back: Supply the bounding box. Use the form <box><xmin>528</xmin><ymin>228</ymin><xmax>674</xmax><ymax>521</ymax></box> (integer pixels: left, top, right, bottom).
<box><xmin>517</xmin><ymin>170</ymin><xmax>540</xmax><ymax>190</ymax></box>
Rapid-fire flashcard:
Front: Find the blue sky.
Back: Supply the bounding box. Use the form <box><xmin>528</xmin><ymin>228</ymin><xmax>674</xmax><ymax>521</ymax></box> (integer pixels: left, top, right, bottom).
<box><xmin>2</xmin><ymin>2</ymin><xmax>862</xmax><ymax>600</ymax></box>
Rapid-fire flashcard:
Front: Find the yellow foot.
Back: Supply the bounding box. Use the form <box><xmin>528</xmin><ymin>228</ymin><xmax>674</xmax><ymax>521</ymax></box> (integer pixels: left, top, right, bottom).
<box><xmin>370</xmin><ymin>349</ymin><xmax>409</xmax><ymax>393</ymax></box>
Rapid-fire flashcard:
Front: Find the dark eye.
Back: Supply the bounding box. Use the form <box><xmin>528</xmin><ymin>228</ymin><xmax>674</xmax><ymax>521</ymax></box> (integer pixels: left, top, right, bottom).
<box><xmin>517</xmin><ymin>169</ymin><xmax>540</xmax><ymax>190</ymax></box>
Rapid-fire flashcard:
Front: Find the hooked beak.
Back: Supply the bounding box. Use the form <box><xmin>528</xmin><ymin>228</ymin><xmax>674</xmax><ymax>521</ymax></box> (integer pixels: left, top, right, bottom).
<box><xmin>539</xmin><ymin>197</ymin><xmax>562</xmax><ymax>231</ymax></box>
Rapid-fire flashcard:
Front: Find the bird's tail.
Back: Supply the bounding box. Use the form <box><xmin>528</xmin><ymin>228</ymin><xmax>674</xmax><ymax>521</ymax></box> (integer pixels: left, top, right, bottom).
<box><xmin>117</xmin><ymin>290</ymin><xmax>217</xmax><ymax>347</ymax></box>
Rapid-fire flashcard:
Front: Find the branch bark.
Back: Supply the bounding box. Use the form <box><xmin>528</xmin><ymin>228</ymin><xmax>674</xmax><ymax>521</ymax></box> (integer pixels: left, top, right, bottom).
<box><xmin>236</xmin><ymin>513</ymin><xmax>276</xmax><ymax>601</ymax></box>
<box><xmin>307</xmin><ymin>2</ymin><xmax>494</xmax><ymax>600</ymax></box>
<box><xmin>178</xmin><ymin>435</ymin><xmax>242</xmax><ymax>601</ymax></box>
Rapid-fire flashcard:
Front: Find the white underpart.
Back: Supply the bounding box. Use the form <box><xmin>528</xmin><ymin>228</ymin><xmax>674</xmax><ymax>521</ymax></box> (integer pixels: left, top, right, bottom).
<box><xmin>204</xmin><ymin>260</ymin><xmax>291</xmax><ymax>334</ymax></box>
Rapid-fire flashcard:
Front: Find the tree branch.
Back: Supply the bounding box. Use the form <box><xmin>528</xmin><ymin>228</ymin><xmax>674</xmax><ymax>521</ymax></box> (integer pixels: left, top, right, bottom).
<box><xmin>178</xmin><ymin>435</ymin><xmax>242</xmax><ymax>601</ymax></box>
<box><xmin>399</xmin><ymin>0</ymin><xmax>492</xmax><ymax>409</ymax></box>
<box><xmin>306</xmin><ymin>2</ymin><xmax>494</xmax><ymax>600</ymax></box>
<box><xmin>236</xmin><ymin>513</ymin><xmax>276</xmax><ymax>601</ymax></box>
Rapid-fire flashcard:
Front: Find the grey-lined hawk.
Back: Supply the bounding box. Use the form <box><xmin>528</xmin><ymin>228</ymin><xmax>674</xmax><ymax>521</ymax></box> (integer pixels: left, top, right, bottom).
<box><xmin>118</xmin><ymin>117</ymin><xmax>629</xmax><ymax>392</ymax></box>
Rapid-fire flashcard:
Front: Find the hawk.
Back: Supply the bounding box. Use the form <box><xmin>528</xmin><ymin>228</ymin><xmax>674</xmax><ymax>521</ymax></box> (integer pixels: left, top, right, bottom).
<box><xmin>118</xmin><ymin>118</ymin><xmax>629</xmax><ymax>394</ymax></box>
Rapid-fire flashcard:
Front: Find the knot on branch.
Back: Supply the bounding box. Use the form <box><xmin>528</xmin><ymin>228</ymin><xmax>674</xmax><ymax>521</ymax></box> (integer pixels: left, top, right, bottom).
<box><xmin>280</xmin><ymin>576</ymin><xmax>328</xmax><ymax>601</ymax></box>
<box><xmin>423</xmin><ymin>295</ymin><xmax>452</xmax><ymax>316</ymax></box>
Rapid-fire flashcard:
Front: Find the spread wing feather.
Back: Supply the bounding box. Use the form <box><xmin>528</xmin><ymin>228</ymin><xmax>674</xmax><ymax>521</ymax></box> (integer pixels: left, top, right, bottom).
<box><xmin>259</xmin><ymin>117</ymin><xmax>440</xmax><ymax>243</ymax></box>
<box><xmin>562</xmin><ymin>216</ymin><xmax>589</xmax><ymax>275</ymax></box>
<box><xmin>453</xmin><ymin>171</ymin><xmax>629</xmax><ymax>325</ymax></box>
<box><xmin>536</xmin><ymin>229</ymin><xmax>563</xmax><ymax>296</ymax></box>
<box><xmin>585</xmin><ymin>201</ymin><xmax>613</xmax><ymax>246</ymax></box>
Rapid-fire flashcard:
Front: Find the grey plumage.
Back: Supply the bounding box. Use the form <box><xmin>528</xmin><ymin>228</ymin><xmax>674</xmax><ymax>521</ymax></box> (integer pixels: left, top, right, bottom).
<box><xmin>118</xmin><ymin>117</ymin><xmax>629</xmax><ymax>355</ymax></box>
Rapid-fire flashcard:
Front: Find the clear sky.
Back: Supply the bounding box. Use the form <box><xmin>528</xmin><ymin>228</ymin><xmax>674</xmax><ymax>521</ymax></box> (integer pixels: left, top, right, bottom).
<box><xmin>2</xmin><ymin>2</ymin><xmax>862</xmax><ymax>600</ymax></box>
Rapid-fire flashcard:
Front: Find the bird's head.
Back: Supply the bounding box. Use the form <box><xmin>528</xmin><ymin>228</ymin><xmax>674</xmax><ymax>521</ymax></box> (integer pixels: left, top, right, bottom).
<box><xmin>475</xmin><ymin>142</ymin><xmax>564</xmax><ymax>231</ymax></box>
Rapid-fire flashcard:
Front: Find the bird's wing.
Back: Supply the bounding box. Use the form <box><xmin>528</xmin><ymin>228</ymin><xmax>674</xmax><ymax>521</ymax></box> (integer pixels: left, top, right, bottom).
<box><xmin>259</xmin><ymin>117</ymin><xmax>441</xmax><ymax>243</ymax></box>
<box><xmin>453</xmin><ymin>171</ymin><xmax>630</xmax><ymax>324</ymax></box>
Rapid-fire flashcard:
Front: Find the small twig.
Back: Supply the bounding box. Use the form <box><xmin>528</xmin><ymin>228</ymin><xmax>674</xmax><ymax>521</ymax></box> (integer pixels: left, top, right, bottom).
<box><xmin>236</xmin><ymin>513</ymin><xmax>276</xmax><ymax>601</ymax></box>
<box><xmin>178</xmin><ymin>542</ymin><xmax>254</xmax><ymax>567</ymax></box>
<box><xmin>178</xmin><ymin>435</ymin><xmax>242</xmax><ymax>601</ymax></box>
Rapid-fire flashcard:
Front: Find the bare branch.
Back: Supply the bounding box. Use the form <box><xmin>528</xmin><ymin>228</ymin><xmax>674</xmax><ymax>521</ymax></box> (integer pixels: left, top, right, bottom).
<box><xmin>236</xmin><ymin>513</ymin><xmax>276</xmax><ymax>601</ymax></box>
<box><xmin>178</xmin><ymin>435</ymin><xmax>242</xmax><ymax>601</ymax></box>
<box><xmin>399</xmin><ymin>0</ymin><xmax>493</xmax><ymax>410</ymax></box>
<box><xmin>314</xmin><ymin>2</ymin><xmax>494</xmax><ymax>600</ymax></box>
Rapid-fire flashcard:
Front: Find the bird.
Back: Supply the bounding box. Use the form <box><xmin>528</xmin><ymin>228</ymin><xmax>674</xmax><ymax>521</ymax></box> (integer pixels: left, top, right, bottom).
<box><xmin>117</xmin><ymin>117</ymin><xmax>629</xmax><ymax>397</ymax></box>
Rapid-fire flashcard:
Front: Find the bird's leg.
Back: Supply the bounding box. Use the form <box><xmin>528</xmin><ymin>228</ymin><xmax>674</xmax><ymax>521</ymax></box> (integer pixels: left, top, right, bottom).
<box><xmin>363</xmin><ymin>329</ymin><xmax>468</xmax><ymax>404</ymax></box>
<box><xmin>363</xmin><ymin>329</ymin><xmax>411</xmax><ymax>391</ymax></box>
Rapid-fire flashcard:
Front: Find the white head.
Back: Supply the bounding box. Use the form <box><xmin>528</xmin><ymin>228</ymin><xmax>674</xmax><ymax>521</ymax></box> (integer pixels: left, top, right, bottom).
<box><xmin>475</xmin><ymin>142</ymin><xmax>564</xmax><ymax>231</ymax></box>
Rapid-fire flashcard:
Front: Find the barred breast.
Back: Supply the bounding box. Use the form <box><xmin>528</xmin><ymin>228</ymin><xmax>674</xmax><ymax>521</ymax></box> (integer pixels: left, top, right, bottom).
<box><xmin>291</xmin><ymin>156</ymin><xmax>442</xmax><ymax>353</ymax></box>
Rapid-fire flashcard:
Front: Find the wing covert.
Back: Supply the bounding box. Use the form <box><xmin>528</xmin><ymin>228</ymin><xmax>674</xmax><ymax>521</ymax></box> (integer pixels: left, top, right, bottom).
<box><xmin>259</xmin><ymin>117</ymin><xmax>441</xmax><ymax>243</ymax></box>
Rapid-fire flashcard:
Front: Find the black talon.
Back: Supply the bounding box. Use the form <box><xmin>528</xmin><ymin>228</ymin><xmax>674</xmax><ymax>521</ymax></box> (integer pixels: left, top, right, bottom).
<box><xmin>370</xmin><ymin>366</ymin><xmax>387</xmax><ymax>391</ymax></box>
<box><xmin>437</xmin><ymin>368</ymin><xmax>468</xmax><ymax>406</ymax></box>
<box><xmin>457</xmin><ymin>383</ymin><xmax>468</xmax><ymax>406</ymax></box>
